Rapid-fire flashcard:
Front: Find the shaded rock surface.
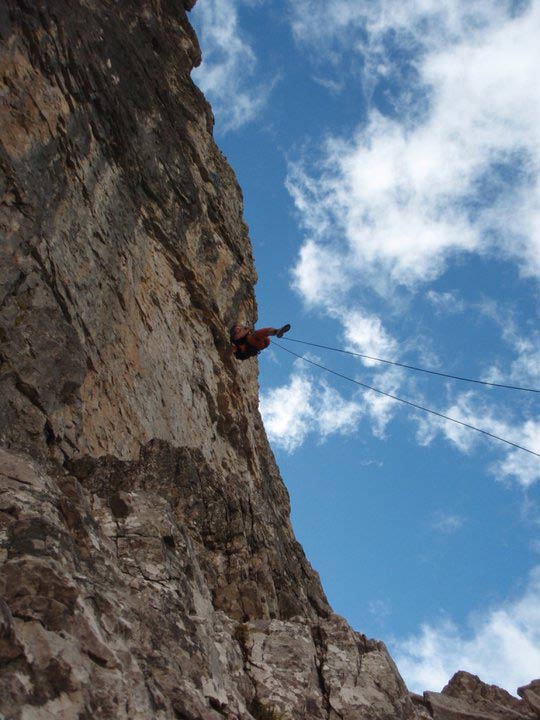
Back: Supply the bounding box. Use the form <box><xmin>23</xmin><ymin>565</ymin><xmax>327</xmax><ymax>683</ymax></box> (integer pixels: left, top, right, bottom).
<box><xmin>0</xmin><ymin>1</ymin><xmax>537</xmax><ymax>718</ymax></box>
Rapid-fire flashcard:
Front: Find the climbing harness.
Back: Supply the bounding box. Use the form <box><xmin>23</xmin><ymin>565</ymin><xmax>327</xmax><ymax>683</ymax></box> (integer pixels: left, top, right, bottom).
<box><xmin>233</xmin><ymin>341</ymin><xmax>260</xmax><ymax>361</ymax></box>
<box><xmin>231</xmin><ymin>324</ymin><xmax>291</xmax><ymax>361</ymax></box>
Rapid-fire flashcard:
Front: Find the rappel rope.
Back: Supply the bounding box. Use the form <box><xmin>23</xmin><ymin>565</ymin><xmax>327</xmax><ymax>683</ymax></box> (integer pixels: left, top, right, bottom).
<box><xmin>279</xmin><ymin>336</ymin><xmax>540</xmax><ymax>394</ymax></box>
<box><xmin>272</xmin><ymin>342</ymin><xmax>540</xmax><ymax>458</ymax></box>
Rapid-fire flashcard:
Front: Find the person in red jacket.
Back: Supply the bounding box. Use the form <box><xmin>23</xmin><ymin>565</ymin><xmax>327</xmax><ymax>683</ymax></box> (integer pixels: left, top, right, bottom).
<box><xmin>230</xmin><ymin>323</ymin><xmax>291</xmax><ymax>360</ymax></box>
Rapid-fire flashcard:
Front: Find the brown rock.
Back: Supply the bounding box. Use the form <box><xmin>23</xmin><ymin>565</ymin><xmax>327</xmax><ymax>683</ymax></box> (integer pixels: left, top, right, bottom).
<box><xmin>0</xmin><ymin>598</ymin><xmax>23</xmax><ymax>662</ymax></box>
<box><xmin>422</xmin><ymin>671</ymin><xmax>537</xmax><ymax>720</ymax></box>
<box><xmin>518</xmin><ymin>681</ymin><xmax>540</xmax><ymax>717</ymax></box>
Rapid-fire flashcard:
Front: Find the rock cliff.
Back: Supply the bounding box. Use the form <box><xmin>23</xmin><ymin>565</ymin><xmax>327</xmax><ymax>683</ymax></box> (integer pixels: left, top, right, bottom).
<box><xmin>0</xmin><ymin>1</ymin><xmax>538</xmax><ymax>718</ymax></box>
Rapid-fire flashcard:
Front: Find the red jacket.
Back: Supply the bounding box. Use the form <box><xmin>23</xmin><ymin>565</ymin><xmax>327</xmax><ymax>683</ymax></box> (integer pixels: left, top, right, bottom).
<box><xmin>245</xmin><ymin>328</ymin><xmax>274</xmax><ymax>351</ymax></box>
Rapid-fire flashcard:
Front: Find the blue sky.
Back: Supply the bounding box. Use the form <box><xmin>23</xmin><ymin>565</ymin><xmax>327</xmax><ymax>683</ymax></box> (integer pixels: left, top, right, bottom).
<box><xmin>190</xmin><ymin>0</ymin><xmax>540</xmax><ymax>693</ymax></box>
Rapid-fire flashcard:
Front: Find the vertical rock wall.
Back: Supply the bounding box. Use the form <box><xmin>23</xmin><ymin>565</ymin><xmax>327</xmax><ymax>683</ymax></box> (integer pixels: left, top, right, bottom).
<box><xmin>0</xmin><ymin>2</ymin><xmax>538</xmax><ymax>719</ymax></box>
<box><xmin>1</xmin><ymin>0</ymin><xmax>257</xmax><ymax>464</ymax></box>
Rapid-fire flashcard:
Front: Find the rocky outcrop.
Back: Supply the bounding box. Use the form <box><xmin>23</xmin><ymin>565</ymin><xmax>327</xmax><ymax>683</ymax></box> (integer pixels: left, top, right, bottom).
<box><xmin>0</xmin><ymin>1</ymin><xmax>538</xmax><ymax>718</ymax></box>
<box><xmin>412</xmin><ymin>672</ymin><xmax>540</xmax><ymax>720</ymax></box>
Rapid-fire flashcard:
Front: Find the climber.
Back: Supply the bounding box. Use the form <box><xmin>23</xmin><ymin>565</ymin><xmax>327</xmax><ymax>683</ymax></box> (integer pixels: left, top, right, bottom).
<box><xmin>230</xmin><ymin>323</ymin><xmax>291</xmax><ymax>360</ymax></box>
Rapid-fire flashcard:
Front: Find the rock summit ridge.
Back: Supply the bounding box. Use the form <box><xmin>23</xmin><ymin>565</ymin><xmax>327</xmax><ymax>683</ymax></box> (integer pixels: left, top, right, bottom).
<box><xmin>0</xmin><ymin>1</ymin><xmax>538</xmax><ymax>718</ymax></box>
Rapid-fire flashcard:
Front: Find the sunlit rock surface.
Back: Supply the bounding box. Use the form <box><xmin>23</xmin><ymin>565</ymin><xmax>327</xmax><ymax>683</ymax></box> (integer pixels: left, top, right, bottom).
<box><xmin>1</xmin><ymin>1</ymin><xmax>538</xmax><ymax>718</ymax></box>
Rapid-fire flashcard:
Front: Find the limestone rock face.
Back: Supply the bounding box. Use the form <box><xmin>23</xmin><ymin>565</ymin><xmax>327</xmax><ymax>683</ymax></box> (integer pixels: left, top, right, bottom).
<box><xmin>0</xmin><ymin>1</ymin><xmax>538</xmax><ymax>719</ymax></box>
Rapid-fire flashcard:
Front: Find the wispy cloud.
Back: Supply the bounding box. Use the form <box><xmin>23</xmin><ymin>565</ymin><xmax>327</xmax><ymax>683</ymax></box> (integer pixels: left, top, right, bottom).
<box><xmin>192</xmin><ymin>0</ymin><xmax>271</xmax><ymax>131</ymax></box>
<box><xmin>369</xmin><ymin>598</ymin><xmax>393</xmax><ymax>626</ymax></box>
<box><xmin>415</xmin><ymin>392</ymin><xmax>540</xmax><ymax>487</ymax></box>
<box><xmin>430</xmin><ymin>511</ymin><xmax>464</xmax><ymax>534</ymax></box>
<box><xmin>341</xmin><ymin>309</ymin><xmax>399</xmax><ymax>366</ymax></box>
<box><xmin>312</xmin><ymin>75</ymin><xmax>345</xmax><ymax>94</ymax></box>
<box><xmin>361</xmin><ymin>366</ymin><xmax>406</xmax><ymax>438</ymax></box>
<box><xmin>426</xmin><ymin>290</ymin><xmax>466</xmax><ymax>315</ymax></box>
<box><xmin>494</xmin><ymin>420</ymin><xmax>540</xmax><ymax>488</ymax></box>
<box><xmin>393</xmin><ymin>565</ymin><xmax>540</xmax><ymax>694</ymax></box>
<box><xmin>483</xmin><ymin>316</ymin><xmax>540</xmax><ymax>390</ymax></box>
<box><xmin>424</xmin><ymin>296</ymin><xmax>540</xmax><ymax>389</ymax></box>
<box><xmin>259</xmin><ymin>359</ymin><xmax>363</xmax><ymax>452</ymax></box>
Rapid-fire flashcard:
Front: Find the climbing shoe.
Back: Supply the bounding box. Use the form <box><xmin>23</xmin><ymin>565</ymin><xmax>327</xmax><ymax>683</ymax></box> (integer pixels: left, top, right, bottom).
<box><xmin>276</xmin><ymin>323</ymin><xmax>291</xmax><ymax>338</ymax></box>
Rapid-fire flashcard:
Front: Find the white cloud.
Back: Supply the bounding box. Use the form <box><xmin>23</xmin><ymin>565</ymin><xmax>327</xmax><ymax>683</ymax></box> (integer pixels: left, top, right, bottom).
<box><xmin>495</xmin><ymin>419</ymin><xmax>540</xmax><ymax>488</ymax></box>
<box><xmin>191</xmin><ymin>0</ymin><xmax>270</xmax><ymax>131</ymax></box>
<box><xmin>341</xmin><ymin>309</ymin><xmax>399</xmax><ymax>365</ymax></box>
<box><xmin>494</xmin><ymin>331</ymin><xmax>540</xmax><ymax>390</ymax></box>
<box><xmin>260</xmin><ymin>373</ymin><xmax>314</xmax><ymax>452</ymax></box>
<box><xmin>290</xmin><ymin>1</ymin><xmax>521</xmax><ymax>59</ymax></box>
<box><xmin>393</xmin><ymin>566</ymin><xmax>540</xmax><ymax>694</ymax></box>
<box><xmin>508</xmin><ymin>341</ymin><xmax>540</xmax><ymax>389</ymax></box>
<box><xmin>287</xmin><ymin>2</ymin><xmax>540</xmax><ymax>297</ymax></box>
<box><xmin>261</xmin><ymin>332</ymin><xmax>411</xmax><ymax>449</ymax></box>
<box><xmin>317</xmin><ymin>383</ymin><xmax>365</xmax><ymax>437</ymax></box>
<box><xmin>415</xmin><ymin>392</ymin><xmax>540</xmax><ymax>487</ymax></box>
<box><xmin>259</xmin><ymin>361</ymin><xmax>363</xmax><ymax>452</ymax></box>
<box><xmin>464</xmin><ymin>301</ymin><xmax>540</xmax><ymax>389</ymax></box>
<box><xmin>291</xmin><ymin>239</ymin><xmax>350</xmax><ymax>307</ymax></box>
<box><xmin>361</xmin><ymin>366</ymin><xmax>406</xmax><ymax>437</ymax></box>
